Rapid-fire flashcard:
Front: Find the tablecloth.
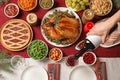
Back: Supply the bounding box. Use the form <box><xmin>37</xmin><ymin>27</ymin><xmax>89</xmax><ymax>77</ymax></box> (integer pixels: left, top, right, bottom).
<box><xmin>0</xmin><ymin>57</ymin><xmax>120</xmax><ymax>80</ymax></box>
<box><xmin>0</xmin><ymin>0</ymin><xmax>120</xmax><ymax>58</ymax></box>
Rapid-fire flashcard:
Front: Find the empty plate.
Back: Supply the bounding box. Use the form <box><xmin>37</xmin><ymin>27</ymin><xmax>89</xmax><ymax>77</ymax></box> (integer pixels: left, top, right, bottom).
<box><xmin>69</xmin><ymin>66</ymin><xmax>96</xmax><ymax>80</ymax></box>
<box><xmin>21</xmin><ymin>65</ymin><xmax>48</xmax><ymax>80</ymax></box>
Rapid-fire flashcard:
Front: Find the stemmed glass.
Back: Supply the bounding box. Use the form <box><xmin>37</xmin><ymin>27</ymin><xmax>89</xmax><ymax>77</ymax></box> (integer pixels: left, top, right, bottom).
<box><xmin>10</xmin><ymin>55</ymin><xmax>29</xmax><ymax>69</ymax></box>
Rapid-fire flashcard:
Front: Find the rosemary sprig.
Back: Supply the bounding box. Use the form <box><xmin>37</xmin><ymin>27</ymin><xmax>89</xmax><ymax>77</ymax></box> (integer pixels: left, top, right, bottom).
<box><xmin>0</xmin><ymin>0</ymin><xmax>3</xmax><ymax>6</ymax></box>
<box><xmin>53</xmin><ymin>16</ymin><xmax>61</xmax><ymax>25</ymax></box>
<box><xmin>3</xmin><ymin>0</ymin><xmax>9</xmax><ymax>3</ymax></box>
<box><xmin>0</xmin><ymin>0</ymin><xmax>9</xmax><ymax>6</ymax></box>
<box><xmin>113</xmin><ymin>0</ymin><xmax>120</xmax><ymax>8</ymax></box>
<box><xmin>0</xmin><ymin>50</ymin><xmax>13</xmax><ymax>73</ymax></box>
<box><xmin>0</xmin><ymin>50</ymin><xmax>11</xmax><ymax>59</ymax></box>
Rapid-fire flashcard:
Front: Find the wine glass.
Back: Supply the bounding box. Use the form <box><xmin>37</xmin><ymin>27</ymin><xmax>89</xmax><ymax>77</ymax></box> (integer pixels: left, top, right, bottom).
<box><xmin>65</xmin><ymin>55</ymin><xmax>78</xmax><ymax>67</ymax></box>
<box><xmin>11</xmin><ymin>55</ymin><xmax>29</xmax><ymax>69</ymax></box>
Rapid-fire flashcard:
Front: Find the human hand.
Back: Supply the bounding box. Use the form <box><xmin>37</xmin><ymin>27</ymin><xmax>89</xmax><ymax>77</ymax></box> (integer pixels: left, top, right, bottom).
<box><xmin>87</xmin><ymin>20</ymin><xmax>111</xmax><ymax>43</ymax></box>
<box><xmin>87</xmin><ymin>10</ymin><xmax>120</xmax><ymax>43</ymax></box>
<box><xmin>103</xmin><ymin>22</ymin><xmax>120</xmax><ymax>45</ymax></box>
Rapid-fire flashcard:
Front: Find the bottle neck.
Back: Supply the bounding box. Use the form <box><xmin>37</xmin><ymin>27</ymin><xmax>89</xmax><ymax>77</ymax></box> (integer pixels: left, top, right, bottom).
<box><xmin>74</xmin><ymin>39</ymin><xmax>95</xmax><ymax>60</ymax></box>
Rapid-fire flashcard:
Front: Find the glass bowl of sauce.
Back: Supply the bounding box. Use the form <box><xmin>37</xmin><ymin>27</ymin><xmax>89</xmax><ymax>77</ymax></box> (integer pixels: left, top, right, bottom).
<box><xmin>65</xmin><ymin>55</ymin><xmax>78</xmax><ymax>67</ymax></box>
<box><xmin>75</xmin><ymin>40</ymin><xmax>85</xmax><ymax>50</ymax></box>
<box><xmin>4</xmin><ymin>3</ymin><xmax>19</xmax><ymax>18</ymax></box>
<box><xmin>82</xmin><ymin>51</ymin><xmax>97</xmax><ymax>65</ymax></box>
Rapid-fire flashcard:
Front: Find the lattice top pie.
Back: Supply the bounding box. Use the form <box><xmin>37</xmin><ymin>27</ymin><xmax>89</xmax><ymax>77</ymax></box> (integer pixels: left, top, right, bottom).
<box><xmin>0</xmin><ymin>19</ymin><xmax>33</xmax><ymax>51</ymax></box>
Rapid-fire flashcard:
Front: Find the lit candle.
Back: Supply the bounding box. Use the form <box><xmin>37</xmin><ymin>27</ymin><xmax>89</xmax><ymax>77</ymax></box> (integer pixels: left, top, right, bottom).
<box><xmin>82</xmin><ymin>9</ymin><xmax>94</xmax><ymax>24</ymax></box>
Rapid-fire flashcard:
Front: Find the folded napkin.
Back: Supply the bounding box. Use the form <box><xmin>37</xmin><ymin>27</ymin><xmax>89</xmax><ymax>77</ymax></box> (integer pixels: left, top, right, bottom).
<box><xmin>47</xmin><ymin>63</ymin><xmax>60</xmax><ymax>80</ymax></box>
<box><xmin>95</xmin><ymin>61</ymin><xmax>107</xmax><ymax>80</ymax></box>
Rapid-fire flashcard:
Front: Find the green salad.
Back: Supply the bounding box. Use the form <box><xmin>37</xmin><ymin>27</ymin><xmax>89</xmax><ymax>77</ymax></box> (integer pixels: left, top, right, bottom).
<box><xmin>28</xmin><ymin>40</ymin><xmax>48</xmax><ymax>60</ymax></box>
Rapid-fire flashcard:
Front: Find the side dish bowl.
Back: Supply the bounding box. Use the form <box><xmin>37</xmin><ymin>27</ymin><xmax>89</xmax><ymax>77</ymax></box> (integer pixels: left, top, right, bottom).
<box><xmin>49</xmin><ymin>48</ymin><xmax>63</xmax><ymax>62</ymax></box>
<box><xmin>27</xmin><ymin>40</ymin><xmax>48</xmax><ymax>60</ymax></box>
<box><xmin>90</xmin><ymin>0</ymin><xmax>113</xmax><ymax>16</ymax></box>
<box><xmin>4</xmin><ymin>3</ymin><xmax>19</xmax><ymax>18</ymax></box>
<box><xmin>39</xmin><ymin>0</ymin><xmax>54</xmax><ymax>10</ymax></box>
<box><xmin>82</xmin><ymin>51</ymin><xmax>97</xmax><ymax>65</ymax></box>
<box><xmin>18</xmin><ymin>0</ymin><xmax>37</xmax><ymax>11</ymax></box>
<box><xmin>65</xmin><ymin>0</ymin><xmax>90</xmax><ymax>12</ymax></box>
<box><xmin>75</xmin><ymin>40</ymin><xmax>85</xmax><ymax>50</ymax></box>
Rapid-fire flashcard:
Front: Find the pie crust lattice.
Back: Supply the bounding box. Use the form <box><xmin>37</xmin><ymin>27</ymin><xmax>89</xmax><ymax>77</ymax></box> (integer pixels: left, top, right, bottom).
<box><xmin>0</xmin><ymin>19</ymin><xmax>33</xmax><ymax>51</ymax></box>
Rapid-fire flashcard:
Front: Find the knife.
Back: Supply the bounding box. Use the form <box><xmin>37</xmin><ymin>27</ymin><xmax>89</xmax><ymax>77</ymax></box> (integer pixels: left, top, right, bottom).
<box><xmin>95</xmin><ymin>62</ymin><xmax>107</xmax><ymax>80</ymax></box>
<box><xmin>53</xmin><ymin>64</ymin><xmax>56</xmax><ymax>80</ymax></box>
<box><xmin>98</xmin><ymin>62</ymin><xmax>106</xmax><ymax>80</ymax></box>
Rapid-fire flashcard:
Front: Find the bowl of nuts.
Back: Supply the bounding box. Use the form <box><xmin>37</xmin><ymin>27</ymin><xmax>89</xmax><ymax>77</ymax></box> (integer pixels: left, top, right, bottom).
<box><xmin>49</xmin><ymin>48</ymin><xmax>63</xmax><ymax>62</ymax></box>
<box><xmin>90</xmin><ymin>0</ymin><xmax>113</xmax><ymax>16</ymax></box>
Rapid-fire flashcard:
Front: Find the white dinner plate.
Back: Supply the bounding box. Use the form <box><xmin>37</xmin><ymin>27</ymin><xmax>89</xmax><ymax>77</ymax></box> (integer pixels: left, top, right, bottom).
<box><xmin>69</xmin><ymin>66</ymin><xmax>97</xmax><ymax>80</ymax></box>
<box><xmin>41</xmin><ymin>7</ymin><xmax>82</xmax><ymax>47</ymax></box>
<box><xmin>21</xmin><ymin>65</ymin><xmax>48</xmax><ymax>80</ymax></box>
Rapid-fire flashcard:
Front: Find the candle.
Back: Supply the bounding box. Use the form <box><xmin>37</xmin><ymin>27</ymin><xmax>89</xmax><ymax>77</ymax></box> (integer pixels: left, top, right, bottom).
<box><xmin>84</xmin><ymin>21</ymin><xmax>94</xmax><ymax>33</ymax></box>
<box><xmin>82</xmin><ymin>9</ymin><xmax>94</xmax><ymax>24</ymax></box>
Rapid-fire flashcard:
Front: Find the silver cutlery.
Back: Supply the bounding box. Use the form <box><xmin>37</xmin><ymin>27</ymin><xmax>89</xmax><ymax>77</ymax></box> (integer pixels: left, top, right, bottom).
<box><xmin>53</xmin><ymin>64</ymin><xmax>56</xmax><ymax>80</ymax></box>
<box><xmin>49</xmin><ymin>66</ymin><xmax>54</xmax><ymax>80</ymax></box>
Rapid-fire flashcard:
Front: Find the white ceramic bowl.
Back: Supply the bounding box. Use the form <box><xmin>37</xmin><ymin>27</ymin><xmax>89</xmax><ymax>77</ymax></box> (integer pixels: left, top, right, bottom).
<box><xmin>90</xmin><ymin>0</ymin><xmax>113</xmax><ymax>16</ymax></box>
<box><xmin>4</xmin><ymin>3</ymin><xmax>19</xmax><ymax>18</ymax></box>
<box><xmin>18</xmin><ymin>0</ymin><xmax>37</xmax><ymax>11</ymax></box>
<box><xmin>82</xmin><ymin>51</ymin><xmax>97</xmax><ymax>65</ymax></box>
<box><xmin>49</xmin><ymin>47</ymin><xmax>63</xmax><ymax>62</ymax></box>
<box><xmin>75</xmin><ymin>40</ymin><xmax>85</xmax><ymax>50</ymax></box>
<box><xmin>39</xmin><ymin>0</ymin><xmax>54</xmax><ymax>10</ymax></box>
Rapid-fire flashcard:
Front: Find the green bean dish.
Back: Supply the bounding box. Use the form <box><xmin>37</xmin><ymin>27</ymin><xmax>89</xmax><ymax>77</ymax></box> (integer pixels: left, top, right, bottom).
<box><xmin>28</xmin><ymin>40</ymin><xmax>48</xmax><ymax>60</ymax></box>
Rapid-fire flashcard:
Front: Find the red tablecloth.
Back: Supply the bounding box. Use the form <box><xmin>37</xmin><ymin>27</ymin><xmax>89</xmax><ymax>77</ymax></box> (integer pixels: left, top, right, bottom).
<box><xmin>0</xmin><ymin>0</ymin><xmax>120</xmax><ymax>58</ymax></box>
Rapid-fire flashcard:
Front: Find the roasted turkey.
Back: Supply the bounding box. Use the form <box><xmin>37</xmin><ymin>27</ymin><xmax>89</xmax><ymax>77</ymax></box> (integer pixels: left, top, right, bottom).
<box><xmin>42</xmin><ymin>12</ymin><xmax>80</xmax><ymax>44</ymax></box>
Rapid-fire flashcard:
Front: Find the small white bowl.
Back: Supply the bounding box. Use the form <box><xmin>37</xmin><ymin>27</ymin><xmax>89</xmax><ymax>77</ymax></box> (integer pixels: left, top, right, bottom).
<box><xmin>49</xmin><ymin>47</ymin><xmax>63</xmax><ymax>62</ymax></box>
<box><xmin>82</xmin><ymin>51</ymin><xmax>97</xmax><ymax>65</ymax></box>
<box><xmin>4</xmin><ymin>3</ymin><xmax>19</xmax><ymax>18</ymax></box>
<box><xmin>39</xmin><ymin>0</ymin><xmax>54</xmax><ymax>10</ymax></box>
<box><xmin>75</xmin><ymin>40</ymin><xmax>85</xmax><ymax>50</ymax></box>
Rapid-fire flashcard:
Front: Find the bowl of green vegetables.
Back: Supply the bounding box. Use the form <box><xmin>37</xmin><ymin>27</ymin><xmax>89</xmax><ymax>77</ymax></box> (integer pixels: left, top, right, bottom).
<box><xmin>65</xmin><ymin>0</ymin><xmax>90</xmax><ymax>12</ymax></box>
<box><xmin>27</xmin><ymin>40</ymin><xmax>48</xmax><ymax>60</ymax></box>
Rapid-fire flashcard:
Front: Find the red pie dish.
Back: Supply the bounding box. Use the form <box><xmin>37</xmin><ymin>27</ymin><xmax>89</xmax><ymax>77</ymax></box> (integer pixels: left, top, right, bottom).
<box><xmin>82</xmin><ymin>51</ymin><xmax>97</xmax><ymax>65</ymax></box>
<box><xmin>4</xmin><ymin>3</ymin><xmax>19</xmax><ymax>18</ymax></box>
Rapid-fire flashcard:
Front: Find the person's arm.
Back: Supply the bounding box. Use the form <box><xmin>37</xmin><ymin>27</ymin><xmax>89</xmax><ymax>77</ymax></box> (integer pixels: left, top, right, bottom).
<box><xmin>87</xmin><ymin>10</ymin><xmax>120</xmax><ymax>43</ymax></box>
<box><xmin>105</xmin><ymin>10</ymin><xmax>120</xmax><ymax>30</ymax></box>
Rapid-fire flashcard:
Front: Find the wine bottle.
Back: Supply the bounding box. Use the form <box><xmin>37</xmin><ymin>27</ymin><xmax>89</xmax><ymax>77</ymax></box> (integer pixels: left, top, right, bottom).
<box><xmin>74</xmin><ymin>35</ymin><xmax>101</xmax><ymax>60</ymax></box>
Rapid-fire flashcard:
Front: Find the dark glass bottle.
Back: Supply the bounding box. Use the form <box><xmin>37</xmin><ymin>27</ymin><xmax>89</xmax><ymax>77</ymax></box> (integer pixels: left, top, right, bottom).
<box><xmin>74</xmin><ymin>35</ymin><xmax>101</xmax><ymax>60</ymax></box>
<box><xmin>65</xmin><ymin>35</ymin><xmax>101</xmax><ymax>66</ymax></box>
